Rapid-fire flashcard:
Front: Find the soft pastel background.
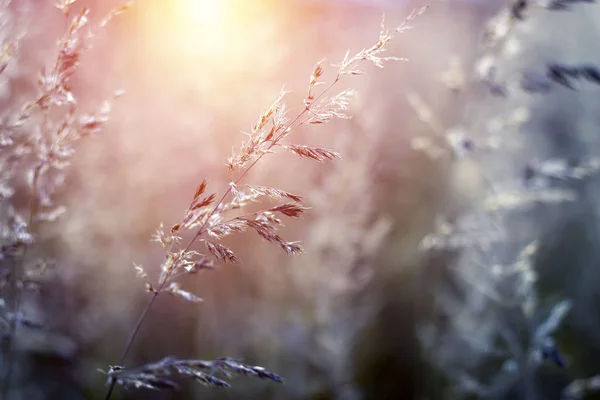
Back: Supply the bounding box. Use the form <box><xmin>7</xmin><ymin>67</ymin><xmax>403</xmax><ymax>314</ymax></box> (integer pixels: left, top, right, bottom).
<box><xmin>4</xmin><ymin>0</ymin><xmax>600</xmax><ymax>399</ymax></box>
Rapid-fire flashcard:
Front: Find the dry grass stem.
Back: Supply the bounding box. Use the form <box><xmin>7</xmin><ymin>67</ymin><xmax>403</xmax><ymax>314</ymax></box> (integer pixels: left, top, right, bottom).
<box><xmin>103</xmin><ymin>6</ymin><xmax>428</xmax><ymax>399</ymax></box>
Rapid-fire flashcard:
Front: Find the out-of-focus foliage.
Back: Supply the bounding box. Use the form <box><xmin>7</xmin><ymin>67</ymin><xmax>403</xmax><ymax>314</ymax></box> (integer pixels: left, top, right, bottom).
<box><xmin>411</xmin><ymin>1</ymin><xmax>600</xmax><ymax>399</ymax></box>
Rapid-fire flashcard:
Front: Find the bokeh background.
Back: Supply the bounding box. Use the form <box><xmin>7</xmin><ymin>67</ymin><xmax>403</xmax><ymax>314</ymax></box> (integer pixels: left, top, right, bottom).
<box><xmin>4</xmin><ymin>0</ymin><xmax>600</xmax><ymax>399</ymax></box>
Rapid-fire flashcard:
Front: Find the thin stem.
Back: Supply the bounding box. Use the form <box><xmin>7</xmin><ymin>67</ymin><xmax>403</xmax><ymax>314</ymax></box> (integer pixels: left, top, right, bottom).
<box><xmin>103</xmin><ymin>290</ymin><xmax>159</xmax><ymax>400</ymax></box>
<box><xmin>103</xmin><ymin>137</ymin><xmax>267</xmax><ymax>400</ymax></box>
<box><xmin>103</xmin><ymin>74</ymin><xmax>343</xmax><ymax>400</ymax></box>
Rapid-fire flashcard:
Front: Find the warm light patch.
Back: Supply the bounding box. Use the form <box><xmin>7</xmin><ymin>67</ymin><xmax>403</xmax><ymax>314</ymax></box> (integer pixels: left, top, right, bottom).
<box><xmin>173</xmin><ymin>0</ymin><xmax>230</xmax><ymax>53</ymax></box>
<box><xmin>178</xmin><ymin>0</ymin><xmax>228</xmax><ymax>30</ymax></box>
<box><xmin>140</xmin><ymin>0</ymin><xmax>265</xmax><ymax>59</ymax></box>
<box><xmin>130</xmin><ymin>0</ymin><xmax>287</xmax><ymax>96</ymax></box>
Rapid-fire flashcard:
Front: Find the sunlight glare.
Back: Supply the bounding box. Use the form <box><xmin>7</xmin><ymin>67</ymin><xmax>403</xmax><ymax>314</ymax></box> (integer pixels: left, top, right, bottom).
<box><xmin>177</xmin><ymin>0</ymin><xmax>228</xmax><ymax>36</ymax></box>
<box><xmin>171</xmin><ymin>0</ymin><xmax>240</xmax><ymax>56</ymax></box>
<box><xmin>136</xmin><ymin>0</ymin><xmax>284</xmax><ymax>94</ymax></box>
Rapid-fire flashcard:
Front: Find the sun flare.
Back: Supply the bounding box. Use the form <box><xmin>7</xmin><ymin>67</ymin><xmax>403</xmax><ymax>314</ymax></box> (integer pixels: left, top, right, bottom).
<box><xmin>171</xmin><ymin>0</ymin><xmax>234</xmax><ymax>55</ymax></box>
<box><xmin>139</xmin><ymin>0</ymin><xmax>249</xmax><ymax>59</ymax></box>
<box><xmin>176</xmin><ymin>0</ymin><xmax>228</xmax><ymax>35</ymax></box>
<box><xmin>127</xmin><ymin>0</ymin><xmax>291</xmax><ymax>99</ymax></box>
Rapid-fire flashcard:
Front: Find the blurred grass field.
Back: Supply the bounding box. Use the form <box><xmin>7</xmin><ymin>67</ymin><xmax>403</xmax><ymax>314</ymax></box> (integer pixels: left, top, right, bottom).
<box><xmin>4</xmin><ymin>0</ymin><xmax>600</xmax><ymax>399</ymax></box>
